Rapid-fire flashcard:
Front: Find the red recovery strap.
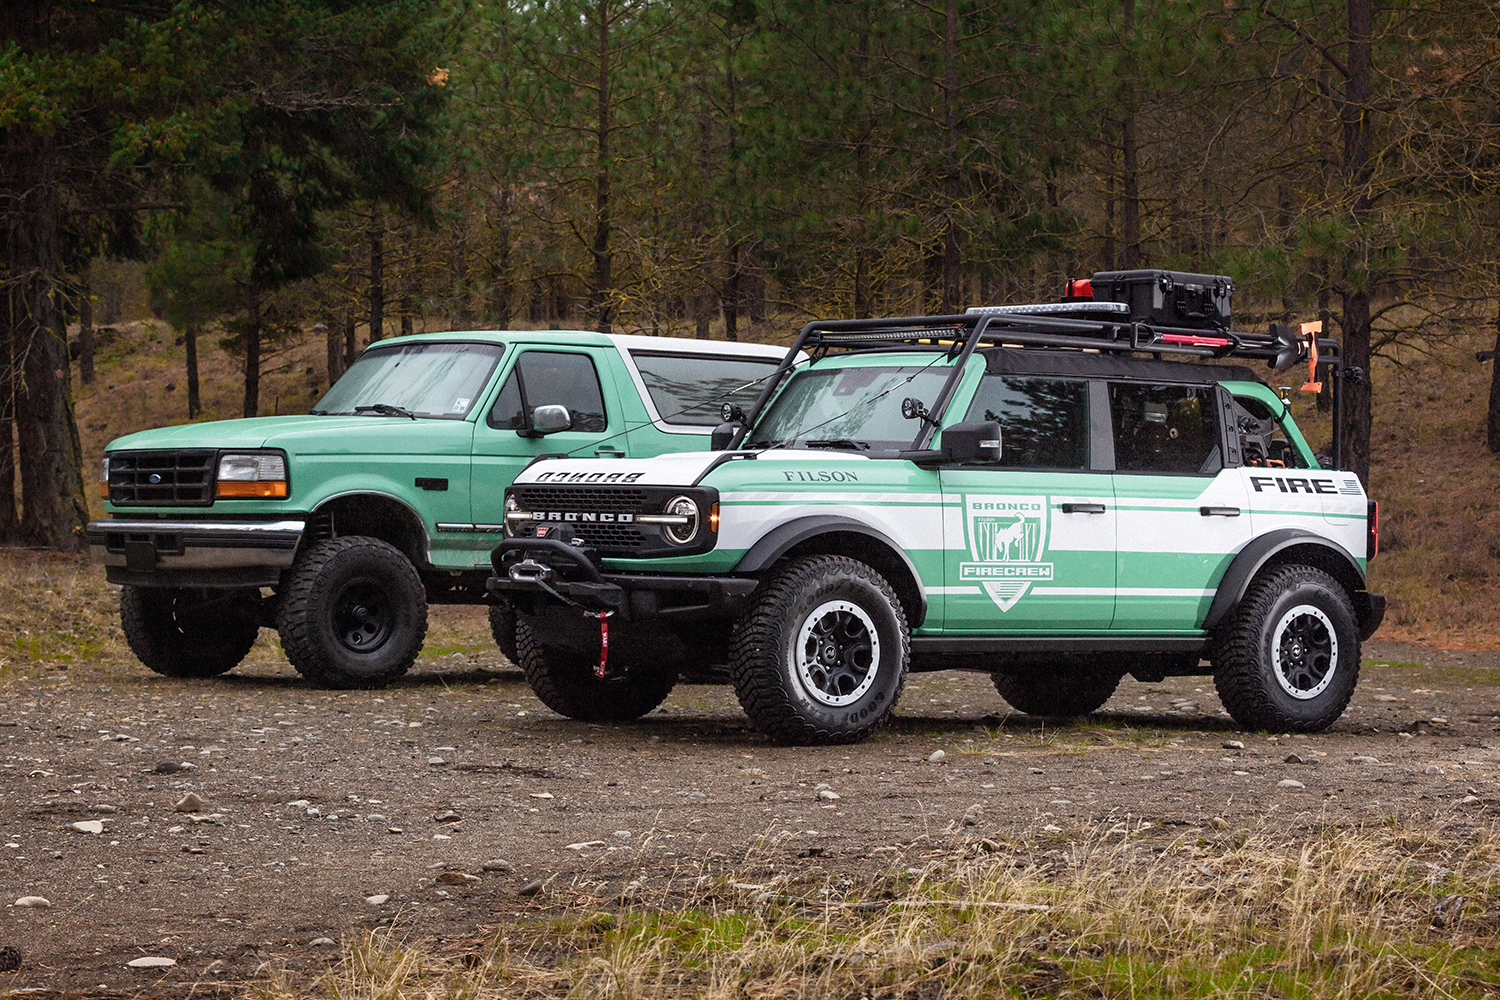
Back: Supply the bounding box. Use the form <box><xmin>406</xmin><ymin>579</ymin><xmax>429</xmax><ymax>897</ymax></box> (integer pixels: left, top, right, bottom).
<box><xmin>1301</xmin><ymin>320</ymin><xmax>1323</xmax><ymax>393</ymax></box>
<box><xmin>596</xmin><ymin>611</ymin><xmax>612</xmax><ymax>678</ymax></box>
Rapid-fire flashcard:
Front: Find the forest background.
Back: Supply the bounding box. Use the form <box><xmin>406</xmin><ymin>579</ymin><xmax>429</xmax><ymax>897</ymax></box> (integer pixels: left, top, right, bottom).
<box><xmin>4</xmin><ymin>0</ymin><xmax>1500</xmax><ymax>562</ymax></box>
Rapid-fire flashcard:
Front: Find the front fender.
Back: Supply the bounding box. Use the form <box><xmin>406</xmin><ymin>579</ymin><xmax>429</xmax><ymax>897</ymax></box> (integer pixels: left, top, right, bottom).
<box><xmin>732</xmin><ymin>515</ymin><xmax>928</xmax><ymax>627</ymax></box>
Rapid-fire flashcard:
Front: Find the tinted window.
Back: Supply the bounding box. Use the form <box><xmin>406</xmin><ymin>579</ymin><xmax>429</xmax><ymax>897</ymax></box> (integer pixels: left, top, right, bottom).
<box><xmin>630</xmin><ymin>352</ymin><xmax>783</xmax><ymax>426</ymax></box>
<box><xmin>487</xmin><ymin>352</ymin><xmax>607</xmax><ymax>433</ymax></box>
<box><xmin>1111</xmin><ymin>383</ymin><xmax>1221</xmax><ymax>474</ymax></box>
<box><xmin>963</xmin><ymin>376</ymin><xmax>1089</xmax><ymax>469</ymax></box>
<box><xmin>314</xmin><ymin>342</ymin><xmax>502</xmax><ymax>418</ymax></box>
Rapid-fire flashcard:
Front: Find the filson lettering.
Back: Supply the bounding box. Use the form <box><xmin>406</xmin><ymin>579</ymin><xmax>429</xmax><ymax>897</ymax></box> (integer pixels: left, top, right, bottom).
<box><xmin>1249</xmin><ymin>476</ymin><xmax>1338</xmax><ymax>495</ymax></box>
<box><xmin>782</xmin><ymin>470</ymin><xmax>859</xmax><ymax>482</ymax></box>
<box><xmin>533</xmin><ymin>470</ymin><xmax>646</xmax><ymax>484</ymax></box>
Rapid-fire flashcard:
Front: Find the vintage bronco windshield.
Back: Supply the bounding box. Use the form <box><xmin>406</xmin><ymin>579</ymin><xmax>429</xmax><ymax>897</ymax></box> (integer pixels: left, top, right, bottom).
<box><xmin>746</xmin><ymin>364</ymin><xmax>950</xmax><ymax>453</ymax></box>
<box><xmin>312</xmin><ymin>342</ymin><xmax>505</xmax><ymax>419</ymax></box>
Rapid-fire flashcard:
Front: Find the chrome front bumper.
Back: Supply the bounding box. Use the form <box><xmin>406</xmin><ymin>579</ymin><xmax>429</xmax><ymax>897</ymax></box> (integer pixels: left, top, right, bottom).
<box><xmin>87</xmin><ymin>519</ymin><xmax>306</xmax><ymax>587</ymax></box>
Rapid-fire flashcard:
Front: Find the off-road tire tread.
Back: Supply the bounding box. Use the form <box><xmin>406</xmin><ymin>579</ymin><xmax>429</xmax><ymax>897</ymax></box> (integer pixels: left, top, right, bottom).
<box><xmin>516</xmin><ymin>619</ymin><xmax>676</xmax><ymax>721</ymax></box>
<box><xmin>276</xmin><ymin>536</ymin><xmax>426</xmax><ymax>689</ymax></box>
<box><xmin>1213</xmin><ymin>564</ymin><xmax>1359</xmax><ymax>733</ymax></box>
<box><xmin>729</xmin><ymin>555</ymin><xmax>908</xmax><ymax>746</ymax></box>
<box><xmin>992</xmin><ymin>665</ymin><xmax>1123</xmax><ymax>717</ymax></box>
<box><xmin>488</xmin><ymin>603</ymin><xmax>519</xmax><ymax>664</ymax></box>
<box><xmin>120</xmin><ymin>586</ymin><xmax>260</xmax><ymax>679</ymax></box>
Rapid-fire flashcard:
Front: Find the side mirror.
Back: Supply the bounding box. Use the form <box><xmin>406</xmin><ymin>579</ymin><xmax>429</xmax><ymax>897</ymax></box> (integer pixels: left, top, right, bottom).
<box><xmin>710</xmin><ymin>422</ymin><xmax>738</xmax><ymax>451</ymax></box>
<box><xmin>530</xmin><ymin>404</ymin><xmax>573</xmax><ymax>435</ymax></box>
<box><xmin>943</xmin><ymin>420</ymin><xmax>1002</xmax><ymax>463</ymax></box>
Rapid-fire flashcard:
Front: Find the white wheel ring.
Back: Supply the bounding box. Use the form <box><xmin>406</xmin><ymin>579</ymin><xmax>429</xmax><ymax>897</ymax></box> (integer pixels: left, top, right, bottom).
<box><xmin>1270</xmin><ymin>603</ymin><xmax>1338</xmax><ymax>700</ymax></box>
<box><xmin>794</xmin><ymin>600</ymin><xmax>881</xmax><ymax>707</ymax></box>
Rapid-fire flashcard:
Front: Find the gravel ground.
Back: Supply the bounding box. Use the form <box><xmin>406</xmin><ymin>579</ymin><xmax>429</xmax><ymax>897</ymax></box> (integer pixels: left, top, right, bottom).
<box><xmin>2</xmin><ymin>626</ymin><xmax>1499</xmax><ymax>993</ymax></box>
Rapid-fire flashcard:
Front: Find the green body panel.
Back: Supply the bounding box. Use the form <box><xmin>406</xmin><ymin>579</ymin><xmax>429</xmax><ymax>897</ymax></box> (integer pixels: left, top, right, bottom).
<box><xmin>101</xmin><ymin>331</ymin><xmax>782</xmax><ymax>575</ymax></box>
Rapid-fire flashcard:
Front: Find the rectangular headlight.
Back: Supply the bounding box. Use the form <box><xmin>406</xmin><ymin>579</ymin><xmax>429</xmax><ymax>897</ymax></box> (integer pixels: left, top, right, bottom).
<box><xmin>216</xmin><ymin>453</ymin><xmax>288</xmax><ymax>498</ymax></box>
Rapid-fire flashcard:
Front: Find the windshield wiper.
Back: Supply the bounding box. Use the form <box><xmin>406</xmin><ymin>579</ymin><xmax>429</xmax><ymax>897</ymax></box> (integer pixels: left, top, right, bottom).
<box><xmin>805</xmin><ymin>438</ymin><xmax>870</xmax><ymax>451</ymax></box>
<box><xmin>744</xmin><ymin>439</ymin><xmax>783</xmax><ymax>450</ymax></box>
<box><xmin>308</xmin><ymin>408</ymin><xmax>328</xmax><ymax>415</ymax></box>
<box><xmin>354</xmin><ymin>403</ymin><xmax>418</xmax><ymax>420</ymax></box>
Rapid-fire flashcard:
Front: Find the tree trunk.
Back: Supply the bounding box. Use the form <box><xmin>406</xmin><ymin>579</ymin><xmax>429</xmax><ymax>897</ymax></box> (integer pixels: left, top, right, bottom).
<box><xmin>1487</xmin><ymin>313</ymin><xmax>1500</xmax><ymax>454</ymax></box>
<box><xmin>16</xmin><ymin>300</ymin><xmax>88</xmax><ymax>549</ymax></box>
<box><xmin>343</xmin><ymin>313</ymin><xmax>356</xmax><ymax>367</ymax></box>
<box><xmin>369</xmin><ymin>207</ymin><xmax>385</xmax><ymax>343</ymax></box>
<box><xmin>5</xmin><ymin>136</ymin><xmax>88</xmax><ymax>547</ymax></box>
<box><xmin>1339</xmin><ymin>0</ymin><xmax>1374</xmax><ymax>484</ymax></box>
<box><xmin>324</xmin><ymin>320</ymin><xmax>342</xmax><ymax>385</ymax></box>
<box><xmin>589</xmin><ymin>0</ymin><xmax>614</xmax><ymax>335</ymax></box>
<box><xmin>185</xmin><ymin>322</ymin><xmax>201</xmax><ymax>418</ymax></box>
<box><xmin>1119</xmin><ymin>0</ymin><xmax>1140</xmax><ymax>270</ymax></box>
<box><xmin>78</xmin><ymin>289</ymin><xmax>95</xmax><ymax>385</ymax></box>
<box><xmin>721</xmin><ymin>241</ymin><xmax>741</xmax><ymax>342</ymax></box>
<box><xmin>242</xmin><ymin>302</ymin><xmax>261</xmax><ymax>419</ymax></box>
<box><xmin>938</xmin><ymin>0</ymin><xmax>961</xmax><ymax>314</ymax></box>
<box><xmin>0</xmin><ymin>316</ymin><xmax>18</xmax><ymax>542</ymax></box>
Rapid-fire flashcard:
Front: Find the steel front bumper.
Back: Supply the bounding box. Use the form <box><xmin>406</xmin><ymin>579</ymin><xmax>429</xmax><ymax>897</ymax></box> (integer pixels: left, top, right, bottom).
<box><xmin>488</xmin><ymin>537</ymin><xmax>758</xmax><ymax>621</ymax></box>
<box><xmin>86</xmin><ymin>519</ymin><xmax>305</xmax><ymax>588</ymax></box>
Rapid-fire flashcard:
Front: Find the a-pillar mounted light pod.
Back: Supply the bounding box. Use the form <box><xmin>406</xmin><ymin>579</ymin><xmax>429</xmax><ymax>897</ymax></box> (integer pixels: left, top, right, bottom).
<box><xmin>1300</xmin><ymin>321</ymin><xmax>1323</xmax><ymax>394</ymax></box>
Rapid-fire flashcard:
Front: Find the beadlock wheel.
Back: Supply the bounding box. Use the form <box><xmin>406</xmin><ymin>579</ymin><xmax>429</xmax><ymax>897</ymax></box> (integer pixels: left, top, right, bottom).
<box><xmin>796</xmin><ymin>600</ymin><xmax>880</xmax><ymax>707</ymax></box>
<box><xmin>1271</xmin><ymin>604</ymin><xmax>1338</xmax><ymax>700</ymax></box>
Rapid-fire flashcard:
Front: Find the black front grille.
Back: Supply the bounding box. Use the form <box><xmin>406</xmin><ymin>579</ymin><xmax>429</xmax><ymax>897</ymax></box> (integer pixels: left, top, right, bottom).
<box><xmin>516</xmin><ymin>521</ymin><xmax>646</xmax><ymax>550</ymax></box>
<box><xmin>108</xmin><ymin>451</ymin><xmax>216</xmax><ymax>506</ymax></box>
<box><xmin>510</xmin><ymin>487</ymin><xmax>646</xmax><ymax>512</ymax></box>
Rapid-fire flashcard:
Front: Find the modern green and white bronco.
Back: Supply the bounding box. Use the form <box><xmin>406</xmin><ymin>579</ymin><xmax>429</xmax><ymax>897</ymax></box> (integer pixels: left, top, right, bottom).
<box><xmin>490</xmin><ymin>273</ymin><xmax>1384</xmax><ymax>744</ymax></box>
<box><xmin>87</xmin><ymin>331</ymin><xmax>789</xmax><ymax>687</ymax></box>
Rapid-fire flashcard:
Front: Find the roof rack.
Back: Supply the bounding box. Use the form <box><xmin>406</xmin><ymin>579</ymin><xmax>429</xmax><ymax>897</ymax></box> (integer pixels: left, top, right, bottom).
<box><xmin>734</xmin><ymin>301</ymin><xmax>1357</xmax><ymax>470</ymax></box>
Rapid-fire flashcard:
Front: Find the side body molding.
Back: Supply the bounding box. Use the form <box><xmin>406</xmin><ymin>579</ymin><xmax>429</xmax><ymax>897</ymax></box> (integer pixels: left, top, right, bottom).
<box><xmin>1201</xmin><ymin>528</ymin><xmax>1368</xmax><ymax>634</ymax></box>
<box><xmin>732</xmin><ymin>515</ymin><xmax>929</xmax><ymax>627</ymax></box>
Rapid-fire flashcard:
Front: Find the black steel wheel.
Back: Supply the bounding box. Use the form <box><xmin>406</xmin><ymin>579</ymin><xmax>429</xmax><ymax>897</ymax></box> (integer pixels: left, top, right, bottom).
<box><xmin>1213</xmin><ymin>564</ymin><xmax>1359</xmax><ymax>732</ymax></box>
<box><xmin>276</xmin><ymin>537</ymin><xmax>427</xmax><ymax>688</ymax></box>
<box><xmin>120</xmin><ymin>586</ymin><xmax>261</xmax><ymax>678</ymax></box>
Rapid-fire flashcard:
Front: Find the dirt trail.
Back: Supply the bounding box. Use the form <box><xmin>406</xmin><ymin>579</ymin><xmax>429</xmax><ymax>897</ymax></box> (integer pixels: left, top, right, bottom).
<box><xmin>2</xmin><ymin>636</ymin><xmax>1499</xmax><ymax>992</ymax></box>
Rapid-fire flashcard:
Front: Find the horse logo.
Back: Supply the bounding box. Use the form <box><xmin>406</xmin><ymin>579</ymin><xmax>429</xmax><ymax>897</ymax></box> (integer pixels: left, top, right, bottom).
<box><xmin>960</xmin><ymin>495</ymin><xmax>1053</xmax><ymax>612</ymax></box>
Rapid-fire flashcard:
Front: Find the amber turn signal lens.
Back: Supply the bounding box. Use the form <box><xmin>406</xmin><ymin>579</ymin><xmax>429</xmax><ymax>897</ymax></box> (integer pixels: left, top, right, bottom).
<box><xmin>216</xmin><ymin>481</ymin><xmax>288</xmax><ymax>498</ymax></box>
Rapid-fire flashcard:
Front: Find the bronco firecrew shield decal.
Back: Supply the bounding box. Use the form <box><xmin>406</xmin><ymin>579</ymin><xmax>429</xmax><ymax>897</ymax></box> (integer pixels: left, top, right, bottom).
<box><xmin>960</xmin><ymin>495</ymin><xmax>1053</xmax><ymax>612</ymax></box>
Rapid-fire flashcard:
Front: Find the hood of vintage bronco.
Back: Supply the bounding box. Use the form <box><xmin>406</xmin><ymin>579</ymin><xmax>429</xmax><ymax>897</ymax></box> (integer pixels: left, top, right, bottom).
<box><xmin>106</xmin><ymin>414</ymin><xmax>471</xmax><ymax>456</ymax></box>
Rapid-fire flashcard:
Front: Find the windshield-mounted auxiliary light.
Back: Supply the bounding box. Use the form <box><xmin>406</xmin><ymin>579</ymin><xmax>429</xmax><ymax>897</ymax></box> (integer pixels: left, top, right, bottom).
<box><xmin>216</xmin><ymin>453</ymin><xmax>288</xmax><ymax>498</ymax></box>
<box><xmin>636</xmin><ymin>495</ymin><xmax>700</xmax><ymax>544</ymax></box>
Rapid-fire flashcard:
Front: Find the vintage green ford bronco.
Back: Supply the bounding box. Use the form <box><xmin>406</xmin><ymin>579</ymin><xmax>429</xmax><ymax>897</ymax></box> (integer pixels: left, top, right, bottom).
<box><xmin>490</xmin><ymin>277</ymin><xmax>1383</xmax><ymax>744</ymax></box>
<box><xmin>87</xmin><ymin>331</ymin><xmax>790</xmax><ymax>687</ymax></box>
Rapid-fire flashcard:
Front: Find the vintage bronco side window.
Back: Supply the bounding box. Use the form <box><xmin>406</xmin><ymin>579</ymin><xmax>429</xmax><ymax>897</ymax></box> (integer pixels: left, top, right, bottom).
<box><xmin>1110</xmin><ymin>383</ymin><xmax>1222</xmax><ymax>474</ymax></box>
<box><xmin>488</xmin><ymin>351</ymin><xmax>608</xmax><ymax>433</ymax></box>
<box><xmin>962</xmin><ymin>375</ymin><xmax>1089</xmax><ymax>469</ymax></box>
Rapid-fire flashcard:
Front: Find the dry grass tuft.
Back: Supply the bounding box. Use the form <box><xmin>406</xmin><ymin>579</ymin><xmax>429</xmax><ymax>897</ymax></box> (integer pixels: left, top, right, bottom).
<box><xmin>278</xmin><ymin>819</ymin><xmax>1500</xmax><ymax>1000</ymax></box>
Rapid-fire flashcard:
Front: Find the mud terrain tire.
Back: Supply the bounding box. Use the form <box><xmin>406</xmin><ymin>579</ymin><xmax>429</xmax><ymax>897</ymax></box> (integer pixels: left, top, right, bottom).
<box><xmin>729</xmin><ymin>555</ymin><xmax>908</xmax><ymax>745</ymax></box>
<box><xmin>121</xmin><ymin>586</ymin><xmax>261</xmax><ymax>678</ymax></box>
<box><xmin>277</xmin><ymin>537</ymin><xmax>427</xmax><ymax>688</ymax></box>
<box><xmin>1213</xmin><ymin>564</ymin><xmax>1359</xmax><ymax>732</ymax></box>
<box><xmin>516</xmin><ymin>618</ymin><xmax>676</xmax><ymax>721</ymax></box>
<box><xmin>488</xmin><ymin>602</ymin><xmax>519</xmax><ymax>664</ymax></box>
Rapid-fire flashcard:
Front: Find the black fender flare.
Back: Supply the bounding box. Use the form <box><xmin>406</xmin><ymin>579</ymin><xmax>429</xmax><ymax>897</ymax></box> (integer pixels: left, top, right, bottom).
<box><xmin>1201</xmin><ymin>528</ymin><xmax>1368</xmax><ymax>633</ymax></box>
<box><xmin>732</xmin><ymin>515</ymin><xmax>928</xmax><ymax>627</ymax></box>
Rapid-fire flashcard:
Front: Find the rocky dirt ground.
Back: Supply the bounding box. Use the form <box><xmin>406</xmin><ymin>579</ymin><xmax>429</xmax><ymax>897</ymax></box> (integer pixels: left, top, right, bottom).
<box><xmin>2</xmin><ymin>613</ymin><xmax>1499</xmax><ymax>994</ymax></box>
